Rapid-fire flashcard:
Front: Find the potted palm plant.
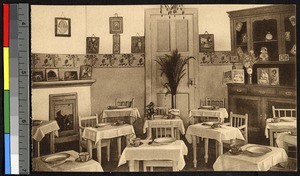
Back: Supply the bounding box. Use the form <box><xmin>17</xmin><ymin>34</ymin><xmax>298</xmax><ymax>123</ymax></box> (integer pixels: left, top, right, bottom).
<box><xmin>155</xmin><ymin>49</ymin><xmax>195</xmax><ymax>109</ymax></box>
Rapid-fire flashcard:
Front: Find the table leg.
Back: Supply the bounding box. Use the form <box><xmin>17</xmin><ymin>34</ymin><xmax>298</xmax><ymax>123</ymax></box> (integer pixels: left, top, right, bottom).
<box><xmin>176</xmin><ymin>129</ymin><xmax>180</xmax><ymax>140</ymax></box>
<box><xmin>134</xmin><ymin>161</ymin><xmax>139</xmax><ymax>171</ymax></box>
<box><xmin>125</xmin><ymin>135</ymin><xmax>130</xmax><ymax>146</ymax></box>
<box><xmin>49</xmin><ymin>132</ymin><xmax>55</xmax><ymax>154</ymax></box>
<box><xmin>96</xmin><ymin>139</ymin><xmax>102</xmax><ymax>164</ymax></box>
<box><xmin>204</xmin><ymin>138</ymin><xmax>209</xmax><ymax>163</ymax></box>
<box><xmin>129</xmin><ymin>160</ymin><xmax>135</xmax><ymax>172</ymax></box>
<box><xmin>172</xmin><ymin>161</ymin><xmax>179</xmax><ymax>171</ymax></box>
<box><xmin>117</xmin><ymin>137</ymin><xmax>122</xmax><ymax>158</ymax></box>
<box><xmin>215</xmin><ymin>141</ymin><xmax>218</xmax><ymax>158</ymax></box>
<box><xmin>269</xmin><ymin>130</ymin><xmax>274</xmax><ymax>147</ymax></box>
<box><xmin>87</xmin><ymin>140</ymin><xmax>93</xmax><ymax>160</ymax></box>
<box><xmin>36</xmin><ymin>141</ymin><xmax>40</xmax><ymax>157</ymax></box>
<box><xmin>218</xmin><ymin>141</ymin><xmax>223</xmax><ymax>157</ymax></box>
<box><xmin>192</xmin><ymin>135</ymin><xmax>197</xmax><ymax>168</ymax></box>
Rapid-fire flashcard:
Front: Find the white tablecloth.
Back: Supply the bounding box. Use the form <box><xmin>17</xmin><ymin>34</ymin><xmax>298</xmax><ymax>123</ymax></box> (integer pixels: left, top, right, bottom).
<box><xmin>33</xmin><ymin>150</ymin><xmax>103</xmax><ymax>172</ymax></box>
<box><xmin>189</xmin><ymin>108</ymin><xmax>228</xmax><ymax>122</ymax></box>
<box><xmin>118</xmin><ymin>140</ymin><xmax>188</xmax><ymax>171</ymax></box>
<box><xmin>32</xmin><ymin>120</ymin><xmax>60</xmax><ymax>142</ymax></box>
<box><xmin>82</xmin><ymin>124</ymin><xmax>136</xmax><ymax>145</ymax></box>
<box><xmin>276</xmin><ymin>133</ymin><xmax>297</xmax><ymax>152</ymax></box>
<box><xmin>102</xmin><ymin>108</ymin><xmax>141</xmax><ymax>120</ymax></box>
<box><xmin>185</xmin><ymin>123</ymin><xmax>245</xmax><ymax>143</ymax></box>
<box><xmin>213</xmin><ymin>144</ymin><xmax>288</xmax><ymax>171</ymax></box>
<box><xmin>143</xmin><ymin>118</ymin><xmax>185</xmax><ymax>134</ymax></box>
<box><xmin>264</xmin><ymin>119</ymin><xmax>296</xmax><ymax>138</ymax></box>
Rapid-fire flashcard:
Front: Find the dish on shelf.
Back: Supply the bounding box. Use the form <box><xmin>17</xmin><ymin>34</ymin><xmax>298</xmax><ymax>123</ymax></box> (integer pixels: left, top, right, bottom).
<box><xmin>41</xmin><ymin>153</ymin><xmax>71</xmax><ymax>164</ymax></box>
<box><xmin>280</xmin><ymin>117</ymin><xmax>296</xmax><ymax>122</ymax></box>
<box><xmin>244</xmin><ymin>146</ymin><xmax>272</xmax><ymax>157</ymax></box>
<box><xmin>154</xmin><ymin>137</ymin><xmax>176</xmax><ymax>144</ymax></box>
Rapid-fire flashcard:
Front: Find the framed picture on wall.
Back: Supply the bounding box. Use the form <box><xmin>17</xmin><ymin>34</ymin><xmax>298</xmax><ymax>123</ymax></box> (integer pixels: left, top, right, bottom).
<box><xmin>269</xmin><ymin>68</ymin><xmax>279</xmax><ymax>86</ymax></box>
<box><xmin>232</xmin><ymin>69</ymin><xmax>244</xmax><ymax>83</ymax></box>
<box><xmin>32</xmin><ymin>70</ymin><xmax>45</xmax><ymax>82</ymax></box>
<box><xmin>199</xmin><ymin>34</ymin><xmax>214</xmax><ymax>52</ymax></box>
<box><xmin>80</xmin><ymin>65</ymin><xmax>92</xmax><ymax>80</ymax></box>
<box><xmin>46</xmin><ymin>69</ymin><xmax>59</xmax><ymax>81</ymax></box>
<box><xmin>109</xmin><ymin>17</ymin><xmax>123</xmax><ymax>34</ymax></box>
<box><xmin>257</xmin><ymin>68</ymin><xmax>270</xmax><ymax>85</ymax></box>
<box><xmin>55</xmin><ymin>17</ymin><xmax>71</xmax><ymax>37</ymax></box>
<box><xmin>64</xmin><ymin>71</ymin><xmax>78</xmax><ymax>81</ymax></box>
<box><xmin>131</xmin><ymin>36</ymin><xmax>145</xmax><ymax>53</ymax></box>
<box><xmin>113</xmin><ymin>34</ymin><xmax>120</xmax><ymax>54</ymax></box>
<box><xmin>86</xmin><ymin>37</ymin><xmax>100</xmax><ymax>54</ymax></box>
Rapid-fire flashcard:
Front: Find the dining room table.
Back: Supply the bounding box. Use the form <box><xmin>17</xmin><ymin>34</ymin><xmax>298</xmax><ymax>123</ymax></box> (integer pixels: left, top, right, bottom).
<box><xmin>143</xmin><ymin>117</ymin><xmax>185</xmax><ymax>139</ymax></box>
<box><xmin>276</xmin><ymin>132</ymin><xmax>297</xmax><ymax>152</ymax></box>
<box><xmin>102</xmin><ymin>107</ymin><xmax>141</xmax><ymax>124</ymax></box>
<box><xmin>32</xmin><ymin>150</ymin><xmax>104</xmax><ymax>172</ymax></box>
<box><xmin>118</xmin><ymin>139</ymin><xmax>188</xmax><ymax>172</ymax></box>
<box><xmin>213</xmin><ymin>144</ymin><xmax>288</xmax><ymax>171</ymax></box>
<box><xmin>189</xmin><ymin>108</ymin><xmax>228</xmax><ymax>124</ymax></box>
<box><xmin>32</xmin><ymin>120</ymin><xmax>60</xmax><ymax>157</ymax></box>
<box><xmin>82</xmin><ymin>123</ymin><xmax>136</xmax><ymax>164</ymax></box>
<box><xmin>185</xmin><ymin>123</ymin><xmax>245</xmax><ymax>167</ymax></box>
<box><xmin>264</xmin><ymin>117</ymin><xmax>297</xmax><ymax>146</ymax></box>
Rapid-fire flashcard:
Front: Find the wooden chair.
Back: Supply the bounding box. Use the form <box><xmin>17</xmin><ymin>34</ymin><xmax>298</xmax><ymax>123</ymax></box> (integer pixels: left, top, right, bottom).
<box><xmin>205</xmin><ymin>97</ymin><xmax>225</xmax><ymax>108</ymax></box>
<box><xmin>153</xmin><ymin>107</ymin><xmax>168</xmax><ymax>118</ymax></box>
<box><xmin>269</xmin><ymin>106</ymin><xmax>296</xmax><ymax>146</ymax></box>
<box><xmin>143</xmin><ymin>123</ymin><xmax>176</xmax><ymax>172</ymax></box>
<box><xmin>79</xmin><ymin>114</ymin><xmax>111</xmax><ymax>161</ymax></box>
<box><xmin>115</xmin><ymin>97</ymin><xmax>134</xmax><ymax>108</ymax></box>
<box><xmin>223</xmin><ymin>112</ymin><xmax>248</xmax><ymax>146</ymax></box>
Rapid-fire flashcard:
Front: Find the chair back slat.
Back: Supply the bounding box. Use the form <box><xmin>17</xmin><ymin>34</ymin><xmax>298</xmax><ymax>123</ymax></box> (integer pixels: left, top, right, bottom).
<box><xmin>205</xmin><ymin>97</ymin><xmax>225</xmax><ymax>108</ymax></box>
<box><xmin>272</xmin><ymin>106</ymin><xmax>296</xmax><ymax>119</ymax></box>
<box><xmin>230</xmin><ymin>112</ymin><xmax>248</xmax><ymax>143</ymax></box>
<box><xmin>148</xmin><ymin>122</ymin><xmax>175</xmax><ymax>139</ymax></box>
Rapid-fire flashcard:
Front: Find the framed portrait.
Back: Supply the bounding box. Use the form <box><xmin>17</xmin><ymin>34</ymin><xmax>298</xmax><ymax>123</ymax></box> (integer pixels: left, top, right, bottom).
<box><xmin>64</xmin><ymin>71</ymin><xmax>78</xmax><ymax>81</ymax></box>
<box><xmin>86</xmin><ymin>37</ymin><xmax>99</xmax><ymax>54</ymax></box>
<box><xmin>32</xmin><ymin>70</ymin><xmax>45</xmax><ymax>82</ymax></box>
<box><xmin>232</xmin><ymin>69</ymin><xmax>244</xmax><ymax>84</ymax></box>
<box><xmin>279</xmin><ymin>54</ymin><xmax>289</xmax><ymax>61</ymax></box>
<box><xmin>80</xmin><ymin>65</ymin><xmax>92</xmax><ymax>80</ymax></box>
<box><xmin>257</xmin><ymin>68</ymin><xmax>270</xmax><ymax>85</ymax></box>
<box><xmin>113</xmin><ymin>34</ymin><xmax>120</xmax><ymax>54</ymax></box>
<box><xmin>109</xmin><ymin>17</ymin><xmax>123</xmax><ymax>34</ymax></box>
<box><xmin>46</xmin><ymin>69</ymin><xmax>59</xmax><ymax>81</ymax></box>
<box><xmin>199</xmin><ymin>34</ymin><xmax>214</xmax><ymax>52</ymax></box>
<box><xmin>131</xmin><ymin>36</ymin><xmax>145</xmax><ymax>53</ymax></box>
<box><xmin>55</xmin><ymin>17</ymin><xmax>71</xmax><ymax>37</ymax></box>
<box><xmin>269</xmin><ymin>68</ymin><xmax>279</xmax><ymax>86</ymax></box>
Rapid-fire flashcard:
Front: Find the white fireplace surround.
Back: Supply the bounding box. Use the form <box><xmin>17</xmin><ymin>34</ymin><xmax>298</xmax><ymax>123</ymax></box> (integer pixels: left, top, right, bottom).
<box><xmin>32</xmin><ymin>80</ymin><xmax>95</xmax><ymax>121</ymax></box>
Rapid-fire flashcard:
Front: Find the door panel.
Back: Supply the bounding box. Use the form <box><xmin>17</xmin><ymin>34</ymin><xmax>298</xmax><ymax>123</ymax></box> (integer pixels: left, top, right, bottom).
<box><xmin>157</xmin><ymin>20</ymin><xmax>170</xmax><ymax>51</ymax></box>
<box><xmin>175</xmin><ymin>20</ymin><xmax>188</xmax><ymax>52</ymax></box>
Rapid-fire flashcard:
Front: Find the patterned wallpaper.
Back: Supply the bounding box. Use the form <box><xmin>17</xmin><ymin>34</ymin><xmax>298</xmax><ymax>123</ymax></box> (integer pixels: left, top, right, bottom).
<box><xmin>199</xmin><ymin>51</ymin><xmax>233</xmax><ymax>65</ymax></box>
<box><xmin>31</xmin><ymin>53</ymin><xmax>145</xmax><ymax>69</ymax></box>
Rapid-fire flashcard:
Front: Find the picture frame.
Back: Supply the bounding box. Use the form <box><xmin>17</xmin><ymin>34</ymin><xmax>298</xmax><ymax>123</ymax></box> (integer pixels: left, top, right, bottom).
<box><xmin>55</xmin><ymin>17</ymin><xmax>71</xmax><ymax>37</ymax></box>
<box><xmin>223</xmin><ymin>70</ymin><xmax>232</xmax><ymax>84</ymax></box>
<box><xmin>269</xmin><ymin>68</ymin><xmax>279</xmax><ymax>86</ymax></box>
<box><xmin>279</xmin><ymin>54</ymin><xmax>289</xmax><ymax>61</ymax></box>
<box><xmin>113</xmin><ymin>34</ymin><xmax>120</xmax><ymax>54</ymax></box>
<box><xmin>86</xmin><ymin>37</ymin><xmax>100</xmax><ymax>54</ymax></box>
<box><xmin>64</xmin><ymin>71</ymin><xmax>78</xmax><ymax>81</ymax></box>
<box><xmin>131</xmin><ymin>36</ymin><xmax>145</xmax><ymax>53</ymax></box>
<box><xmin>257</xmin><ymin>68</ymin><xmax>270</xmax><ymax>85</ymax></box>
<box><xmin>109</xmin><ymin>17</ymin><xmax>123</xmax><ymax>34</ymax></box>
<box><xmin>199</xmin><ymin>34</ymin><xmax>214</xmax><ymax>52</ymax></box>
<box><xmin>46</xmin><ymin>69</ymin><xmax>59</xmax><ymax>81</ymax></box>
<box><xmin>32</xmin><ymin>70</ymin><xmax>45</xmax><ymax>82</ymax></box>
<box><xmin>80</xmin><ymin>65</ymin><xmax>92</xmax><ymax>80</ymax></box>
<box><xmin>232</xmin><ymin>69</ymin><xmax>244</xmax><ymax>83</ymax></box>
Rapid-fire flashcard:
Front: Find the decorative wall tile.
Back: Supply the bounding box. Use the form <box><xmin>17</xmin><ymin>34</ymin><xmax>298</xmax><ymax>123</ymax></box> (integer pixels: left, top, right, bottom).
<box><xmin>31</xmin><ymin>53</ymin><xmax>145</xmax><ymax>69</ymax></box>
<box><xmin>199</xmin><ymin>51</ymin><xmax>232</xmax><ymax>65</ymax></box>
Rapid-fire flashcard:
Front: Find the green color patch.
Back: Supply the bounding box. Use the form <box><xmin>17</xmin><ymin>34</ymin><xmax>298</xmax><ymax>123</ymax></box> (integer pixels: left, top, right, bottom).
<box><xmin>4</xmin><ymin>91</ymin><xmax>10</xmax><ymax>133</ymax></box>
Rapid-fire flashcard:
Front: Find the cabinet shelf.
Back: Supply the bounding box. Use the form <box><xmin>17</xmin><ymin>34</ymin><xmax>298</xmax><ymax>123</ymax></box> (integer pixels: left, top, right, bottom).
<box><xmin>253</xmin><ymin>40</ymin><xmax>278</xmax><ymax>44</ymax></box>
<box><xmin>255</xmin><ymin>60</ymin><xmax>295</xmax><ymax>65</ymax></box>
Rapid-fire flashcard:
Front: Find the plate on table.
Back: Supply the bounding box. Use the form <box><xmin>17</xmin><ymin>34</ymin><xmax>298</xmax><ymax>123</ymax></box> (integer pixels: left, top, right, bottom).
<box><xmin>154</xmin><ymin>137</ymin><xmax>176</xmax><ymax>144</ymax></box>
<box><xmin>32</xmin><ymin>120</ymin><xmax>43</xmax><ymax>126</ymax></box>
<box><xmin>41</xmin><ymin>153</ymin><xmax>70</xmax><ymax>164</ymax></box>
<box><xmin>96</xmin><ymin>123</ymin><xmax>111</xmax><ymax>128</ymax></box>
<box><xmin>280</xmin><ymin>117</ymin><xmax>296</xmax><ymax>122</ymax></box>
<box><xmin>244</xmin><ymin>146</ymin><xmax>272</xmax><ymax>157</ymax></box>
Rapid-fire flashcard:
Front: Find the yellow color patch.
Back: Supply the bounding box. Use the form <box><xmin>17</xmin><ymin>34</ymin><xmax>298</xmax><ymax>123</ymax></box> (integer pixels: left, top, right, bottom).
<box><xmin>3</xmin><ymin>47</ymin><xmax>10</xmax><ymax>90</ymax></box>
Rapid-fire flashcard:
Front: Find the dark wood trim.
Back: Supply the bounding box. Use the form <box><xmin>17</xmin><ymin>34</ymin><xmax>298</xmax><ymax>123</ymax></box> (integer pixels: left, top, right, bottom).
<box><xmin>32</xmin><ymin>79</ymin><xmax>96</xmax><ymax>88</ymax></box>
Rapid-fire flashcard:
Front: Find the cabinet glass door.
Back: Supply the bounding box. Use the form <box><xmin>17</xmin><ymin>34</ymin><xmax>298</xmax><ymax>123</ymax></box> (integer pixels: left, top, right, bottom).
<box><xmin>282</xmin><ymin>14</ymin><xmax>296</xmax><ymax>58</ymax></box>
<box><xmin>234</xmin><ymin>19</ymin><xmax>249</xmax><ymax>55</ymax></box>
<box><xmin>251</xmin><ymin>15</ymin><xmax>280</xmax><ymax>61</ymax></box>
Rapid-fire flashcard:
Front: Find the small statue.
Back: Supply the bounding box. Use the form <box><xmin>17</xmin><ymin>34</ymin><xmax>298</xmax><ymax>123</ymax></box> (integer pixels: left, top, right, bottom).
<box><xmin>259</xmin><ymin>47</ymin><xmax>269</xmax><ymax>61</ymax></box>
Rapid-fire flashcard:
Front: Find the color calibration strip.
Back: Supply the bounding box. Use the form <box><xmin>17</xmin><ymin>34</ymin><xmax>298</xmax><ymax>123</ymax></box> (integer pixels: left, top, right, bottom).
<box><xmin>3</xmin><ymin>3</ymin><xmax>11</xmax><ymax>175</ymax></box>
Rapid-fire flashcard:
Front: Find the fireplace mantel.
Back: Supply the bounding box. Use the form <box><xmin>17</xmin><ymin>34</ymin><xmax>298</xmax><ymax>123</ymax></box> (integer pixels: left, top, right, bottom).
<box><xmin>32</xmin><ymin>80</ymin><xmax>96</xmax><ymax>88</ymax></box>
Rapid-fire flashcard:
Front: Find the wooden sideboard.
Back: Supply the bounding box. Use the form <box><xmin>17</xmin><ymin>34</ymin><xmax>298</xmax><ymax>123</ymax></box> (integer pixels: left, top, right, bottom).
<box><xmin>227</xmin><ymin>83</ymin><xmax>296</xmax><ymax>144</ymax></box>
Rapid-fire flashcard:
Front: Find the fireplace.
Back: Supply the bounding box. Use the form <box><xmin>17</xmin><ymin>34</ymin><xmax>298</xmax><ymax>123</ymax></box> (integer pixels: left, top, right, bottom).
<box><xmin>49</xmin><ymin>93</ymin><xmax>78</xmax><ymax>143</ymax></box>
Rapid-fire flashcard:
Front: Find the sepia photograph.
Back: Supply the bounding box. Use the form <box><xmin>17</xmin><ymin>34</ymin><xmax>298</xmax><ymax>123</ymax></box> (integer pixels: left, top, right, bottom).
<box><xmin>30</xmin><ymin>3</ymin><xmax>297</xmax><ymax>173</ymax></box>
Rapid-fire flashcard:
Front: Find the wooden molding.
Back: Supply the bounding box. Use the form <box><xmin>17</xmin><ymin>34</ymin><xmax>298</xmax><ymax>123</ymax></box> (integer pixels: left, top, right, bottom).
<box><xmin>32</xmin><ymin>79</ymin><xmax>96</xmax><ymax>88</ymax></box>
